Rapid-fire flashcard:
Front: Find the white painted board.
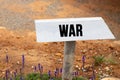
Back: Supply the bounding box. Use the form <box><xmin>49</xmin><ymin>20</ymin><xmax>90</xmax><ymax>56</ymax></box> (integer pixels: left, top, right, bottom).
<box><xmin>35</xmin><ymin>17</ymin><xmax>115</xmax><ymax>42</ymax></box>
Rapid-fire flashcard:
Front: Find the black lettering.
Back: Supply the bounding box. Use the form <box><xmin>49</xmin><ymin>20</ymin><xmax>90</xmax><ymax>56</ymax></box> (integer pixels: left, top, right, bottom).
<box><xmin>69</xmin><ymin>24</ymin><xmax>75</xmax><ymax>37</ymax></box>
<box><xmin>59</xmin><ymin>24</ymin><xmax>68</xmax><ymax>37</ymax></box>
<box><xmin>76</xmin><ymin>24</ymin><xmax>83</xmax><ymax>36</ymax></box>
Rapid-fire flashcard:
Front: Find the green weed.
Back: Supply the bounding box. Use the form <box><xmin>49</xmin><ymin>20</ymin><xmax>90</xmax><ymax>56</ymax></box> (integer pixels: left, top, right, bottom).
<box><xmin>93</xmin><ymin>55</ymin><xmax>104</xmax><ymax>66</ymax></box>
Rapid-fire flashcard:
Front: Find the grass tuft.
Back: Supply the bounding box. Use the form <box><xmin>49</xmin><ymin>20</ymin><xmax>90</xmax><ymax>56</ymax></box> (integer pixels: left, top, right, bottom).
<box><xmin>93</xmin><ymin>55</ymin><xmax>104</xmax><ymax>66</ymax></box>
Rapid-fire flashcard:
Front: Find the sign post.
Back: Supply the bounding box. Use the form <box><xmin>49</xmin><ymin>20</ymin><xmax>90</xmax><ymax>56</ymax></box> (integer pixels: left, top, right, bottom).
<box><xmin>35</xmin><ymin>17</ymin><xmax>115</xmax><ymax>80</ymax></box>
<box><xmin>62</xmin><ymin>41</ymin><xmax>76</xmax><ymax>80</ymax></box>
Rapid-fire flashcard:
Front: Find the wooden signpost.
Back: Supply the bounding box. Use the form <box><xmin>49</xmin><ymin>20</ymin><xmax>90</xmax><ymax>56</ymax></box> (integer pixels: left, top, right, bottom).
<box><xmin>35</xmin><ymin>17</ymin><xmax>115</xmax><ymax>80</ymax></box>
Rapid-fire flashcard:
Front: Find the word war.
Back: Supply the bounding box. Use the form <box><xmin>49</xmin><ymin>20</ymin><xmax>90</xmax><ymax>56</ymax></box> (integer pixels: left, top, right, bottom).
<box><xmin>59</xmin><ymin>24</ymin><xmax>83</xmax><ymax>37</ymax></box>
<box><xmin>35</xmin><ymin>17</ymin><xmax>115</xmax><ymax>42</ymax></box>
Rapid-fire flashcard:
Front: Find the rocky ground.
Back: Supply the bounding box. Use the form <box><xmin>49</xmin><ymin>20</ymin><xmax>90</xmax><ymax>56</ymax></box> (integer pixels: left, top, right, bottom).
<box><xmin>0</xmin><ymin>27</ymin><xmax>120</xmax><ymax>79</ymax></box>
<box><xmin>0</xmin><ymin>0</ymin><xmax>120</xmax><ymax>79</ymax></box>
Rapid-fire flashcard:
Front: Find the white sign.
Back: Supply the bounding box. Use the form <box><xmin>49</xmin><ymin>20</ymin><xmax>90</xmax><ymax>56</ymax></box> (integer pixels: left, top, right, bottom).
<box><xmin>35</xmin><ymin>17</ymin><xmax>115</xmax><ymax>42</ymax></box>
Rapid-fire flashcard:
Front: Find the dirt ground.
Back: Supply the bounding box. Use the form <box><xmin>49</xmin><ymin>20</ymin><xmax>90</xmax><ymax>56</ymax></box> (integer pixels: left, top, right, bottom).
<box><xmin>0</xmin><ymin>0</ymin><xmax>120</xmax><ymax>79</ymax></box>
<box><xmin>0</xmin><ymin>27</ymin><xmax>120</xmax><ymax>79</ymax></box>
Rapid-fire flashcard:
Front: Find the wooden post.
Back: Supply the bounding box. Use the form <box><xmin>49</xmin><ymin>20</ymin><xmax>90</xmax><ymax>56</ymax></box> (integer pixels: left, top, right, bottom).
<box><xmin>62</xmin><ymin>41</ymin><xmax>76</xmax><ymax>80</ymax></box>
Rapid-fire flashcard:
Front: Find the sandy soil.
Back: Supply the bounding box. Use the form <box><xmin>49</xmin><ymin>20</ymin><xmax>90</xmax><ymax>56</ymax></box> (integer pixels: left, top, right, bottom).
<box><xmin>0</xmin><ymin>0</ymin><xmax>120</xmax><ymax>79</ymax></box>
<box><xmin>0</xmin><ymin>27</ymin><xmax>120</xmax><ymax>79</ymax></box>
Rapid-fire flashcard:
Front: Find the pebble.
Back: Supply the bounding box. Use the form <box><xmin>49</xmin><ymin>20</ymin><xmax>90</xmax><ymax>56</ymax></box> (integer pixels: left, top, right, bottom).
<box><xmin>55</xmin><ymin>53</ymin><xmax>62</xmax><ymax>57</ymax></box>
<box><xmin>17</xmin><ymin>61</ymin><xmax>20</xmax><ymax>65</ymax></box>
<box><xmin>76</xmin><ymin>58</ymin><xmax>81</xmax><ymax>61</ymax></box>
<box><xmin>78</xmin><ymin>68</ymin><xmax>81</xmax><ymax>70</ymax></box>
<box><xmin>119</xmin><ymin>57</ymin><xmax>120</xmax><ymax>60</ymax></box>
<box><xmin>43</xmin><ymin>42</ymin><xmax>48</xmax><ymax>45</ymax></box>
<box><xmin>105</xmin><ymin>67</ymin><xmax>110</xmax><ymax>71</ymax></box>
<box><xmin>75</xmin><ymin>65</ymin><xmax>79</xmax><ymax>68</ymax></box>
<box><xmin>95</xmin><ymin>52</ymin><xmax>97</xmax><ymax>54</ymax></box>
<box><xmin>84</xmin><ymin>64</ymin><xmax>92</xmax><ymax>69</ymax></box>
<box><xmin>110</xmin><ymin>65</ymin><xmax>113</xmax><ymax>68</ymax></box>
<box><xmin>105</xmin><ymin>74</ymin><xmax>109</xmax><ymax>77</ymax></box>
<box><xmin>82</xmin><ymin>68</ymin><xmax>87</xmax><ymax>72</ymax></box>
<box><xmin>2</xmin><ymin>71</ymin><xmax>5</xmax><ymax>74</ymax></box>
<box><xmin>10</xmin><ymin>71</ymin><xmax>13</xmax><ymax>74</ymax></box>
<box><xmin>31</xmin><ymin>66</ymin><xmax>34</xmax><ymax>69</ymax></box>
<box><xmin>100</xmin><ymin>70</ymin><xmax>103</xmax><ymax>73</ymax></box>
<box><xmin>99</xmin><ymin>68</ymin><xmax>101</xmax><ymax>71</ymax></box>
<box><xmin>96</xmin><ymin>71</ymin><xmax>98</xmax><ymax>74</ymax></box>
<box><xmin>57</xmin><ymin>58</ymin><xmax>62</xmax><ymax>62</ymax></box>
<box><xmin>110</xmin><ymin>73</ymin><xmax>113</xmax><ymax>76</ymax></box>
<box><xmin>82</xmin><ymin>49</ymin><xmax>87</xmax><ymax>53</ymax></box>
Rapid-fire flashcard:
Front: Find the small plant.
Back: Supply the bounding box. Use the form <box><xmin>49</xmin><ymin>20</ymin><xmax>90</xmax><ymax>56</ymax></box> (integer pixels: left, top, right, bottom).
<box><xmin>93</xmin><ymin>55</ymin><xmax>104</xmax><ymax>66</ymax></box>
<box><xmin>15</xmin><ymin>75</ymin><xmax>24</xmax><ymax>80</ymax></box>
<box><xmin>73</xmin><ymin>76</ymin><xmax>88</xmax><ymax>80</ymax></box>
<box><xmin>105</xmin><ymin>58</ymin><xmax>117</xmax><ymax>65</ymax></box>
<box><xmin>6</xmin><ymin>54</ymin><xmax>9</xmax><ymax>63</ymax></box>
<box><xmin>0</xmin><ymin>74</ymin><xmax>89</xmax><ymax>80</ymax></box>
<box><xmin>26</xmin><ymin>73</ymin><xmax>61</xmax><ymax>80</ymax></box>
<box><xmin>22</xmin><ymin>54</ymin><xmax>25</xmax><ymax>68</ymax></box>
<box><xmin>0</xmin><ymin>53</ymin><xmax>91</xmax><ymax>80</ymax></box>
<box><xmin>26</xmin><ymin>73</ymin><xmax>41</xmax><ymax>80</ymax></box>
<box><xmin>82</xmin><ymin>55</ymin><xmax>86</xmax><ymax>69</ymax></box>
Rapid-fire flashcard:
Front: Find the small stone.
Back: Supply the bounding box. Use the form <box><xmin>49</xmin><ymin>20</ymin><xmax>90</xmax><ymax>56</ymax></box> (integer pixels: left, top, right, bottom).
<box><xmin>82</xmin><ymin>67</ymin><xmax>87</xmax><ymax>72</ymax></box>
<box><xmin>82</xmin><ymin>49</ymin><xmax>87</xmax><ymax>53</ymax></box>
<box><xmin>53</xmin><ymin>69</ymin><xmax>56</xmax><ymax>72</ymax></box>
<box><xmin>58</xmin><ymin>58</ymin><xmax>62</xmax><ymax>62</ymax></box>
<box><xmin>55</xmin><ymin>53</ymin><xmax>62</xmax><ymax>57</ymax></box>
<box><xmin>2</xmin><ymin>71</ymin><xmax>5</xmax><ymax>74</ymax></box>
<box><xmin>84</xmin><ymin>64</ymin><xmax>91</xmax><ymax>69</ymax></box>
<box><xmin>96</xmin><ymin>71</ymin><xmax>98</xmax><ymax>74</ymax></box>
<box><xmin>43</xmin><ymin>42</ymin><xmax>48</xmax><ymax>45</ymax></box>
<box><xmin>80</xmin><ymin>50</ymin><xmax>83</xmax><ymax>52</ymax></box>
<box><xmin>10</xmin><ymin>71</ymin><xmax>13</xmax><ymax>74</ymax></box>
<box><xmin>75</xmin><ymin>65</ymin><xmax>79</xmax><ymax>68</ymax></box>
<box><xmin>78</xmin><ymin>68</ymin><xmax>81</xmax><ymax>70</ymax></box>
<box><xmin>98</xmin><ymin>68</ymin><xmax>101</xmax><ymax>71</ymax></box>
<box><xmin>100</xmin><ymin>70</ymin><xmax>103</xmax><ymax>73</ymax></box>
<box><xmin>76</xmin><ymin>58</ymin><xmax>81</xmax><ymax>61</ymax></box>
<box><xmin>110</xmin><ymin>73</ymin><xmax>112</xmax><ymax>76</ymax></box>
<box><xmin>119</xmin><ymin>57</ymin><xmax>120</xmax><ymax>60</ymax></box>
<box><xmin>103</xmin><ymin>73</ymin><xmax>109</xmax><ymax>77</ymax></box>
<box><xmin>115</xmin><ymin>51</ymin><xmax>119</xmax><ymax>54</ymax></box>
<box><xmin>94</xmin><ymin>70</ymin><xmax>97</xmax><ymax>73</ymax></box>
<box><xmin>31</xmin><ymin>66</ymin><xmax>34</xmax><ymax>69</ymax></box>
<box><xmin>95</xmin><ymin>52</ymin><xmax>97</xmax><ymax>54</ymax></box>
<box><xmin>105</xmin><ymin>67</ymin><xmax>110</xmax><ymax>71</ymax></box>
<box><xmin>102</xmin><ymin>73</ymin><xmax>106</xmax><ymax>77</ymax></box>
<box><xmin>17</xmin><ymin>61</ymin><xmax>20</xmax><ymax>65</ymax></box>
<box><xmin>110</xmin><ymin>65</ymin><xmax>113</xmax><ymax>68</ymax></box>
